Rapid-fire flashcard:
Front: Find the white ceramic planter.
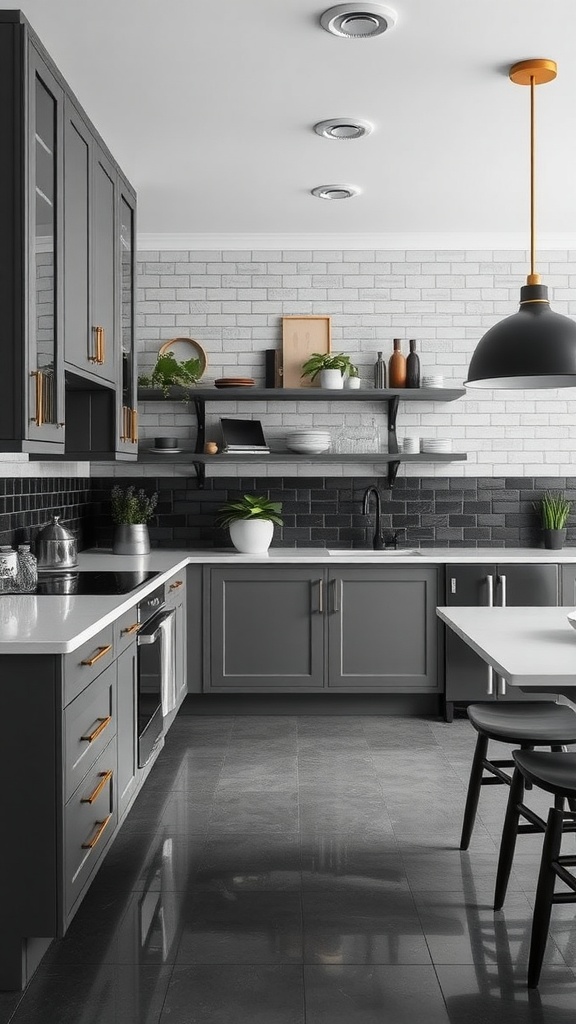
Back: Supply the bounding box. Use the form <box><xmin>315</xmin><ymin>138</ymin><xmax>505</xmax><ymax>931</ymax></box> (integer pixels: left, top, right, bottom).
<box><xmin>319</xmin><ymin>368</ymin><xmax>344</xmax><ymax>390</ymax></box>
<box><xmin>345</xmin><ymin>375</ymin><xmax>361</xmax><ymax>389</ymax></box>
<box><xmin>229</xmin><ymin>519</ymin><xmax>274</xmax><ymax>554</ymax></box>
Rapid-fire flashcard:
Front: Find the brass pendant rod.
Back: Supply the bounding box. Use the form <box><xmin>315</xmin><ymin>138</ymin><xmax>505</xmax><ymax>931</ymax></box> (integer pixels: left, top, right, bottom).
<box><xmin>530</xmin><ymin>74</ymin><xmax>536</xmax><ymax>280</ymax></box>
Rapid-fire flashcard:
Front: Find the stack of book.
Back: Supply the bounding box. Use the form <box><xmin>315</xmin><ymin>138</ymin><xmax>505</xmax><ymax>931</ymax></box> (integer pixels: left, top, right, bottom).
<box><xmin>220</xmin><ymin>418</ymin><xmax>270</xmax><ymax>454</ymax></box>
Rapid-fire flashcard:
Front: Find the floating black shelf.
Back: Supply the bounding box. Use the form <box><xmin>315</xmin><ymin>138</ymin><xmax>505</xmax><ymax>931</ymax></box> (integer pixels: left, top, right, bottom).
<box><xmin>136</xmin><ymin>385</ymin><xmax>467</xmax><ymax>488</ymax></box>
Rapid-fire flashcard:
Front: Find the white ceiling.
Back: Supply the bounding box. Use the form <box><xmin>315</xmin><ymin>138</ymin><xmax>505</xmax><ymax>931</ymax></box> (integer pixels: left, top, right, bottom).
<box><xmin>7</xmin><ymin>0</ymin><xmax>576</xmax><ymax>243</ymax></box>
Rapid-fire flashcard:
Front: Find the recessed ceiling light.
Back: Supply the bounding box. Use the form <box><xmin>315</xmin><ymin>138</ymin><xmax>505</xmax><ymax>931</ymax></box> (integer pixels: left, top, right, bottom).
<box><xmin>311</xmin><ymin>184</ymin><xmax>361</xmax><ymax>200</ymax></box>
<box><xmin>320</xmin><ymin>3</ymin><xmax>397</xmax><ymax>38</ymax></box>
<box><xmin>314</xmin><ymin>118</ymin><xmax>373</xmax><ymax>140</ymax></box>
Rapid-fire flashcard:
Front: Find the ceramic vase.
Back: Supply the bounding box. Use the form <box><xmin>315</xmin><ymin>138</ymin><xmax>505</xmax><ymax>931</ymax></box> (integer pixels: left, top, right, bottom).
<box><xmin>319</xmin><ymin>368</ymin><xmax>344</xmax><ymax>389</ymax></box>
<box><xmin>543</xmin><ymin>528</ymin><xmax>567</xmax><ymax>550</ymax></box>
<box><xmin>113</xmin><ymin>524</ymin><xmax>151</xmax><ymax>555</ymax></box>
<box><xmin>229</xmin><ymin>519</ymin><xmax>274</xmax><ymax>554</ymax></box>
<box><xmin>345</xmin><ymin>375</ymin><xmax>361</xmax><ymax>389</ymax></box>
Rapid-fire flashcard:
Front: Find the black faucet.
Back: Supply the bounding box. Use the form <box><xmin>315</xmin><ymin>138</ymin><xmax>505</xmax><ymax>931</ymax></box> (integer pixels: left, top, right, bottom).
<box><xmin>362</xmin><ymin>486</ymin><xmax>386</xmax><ymax>550</ymax></box>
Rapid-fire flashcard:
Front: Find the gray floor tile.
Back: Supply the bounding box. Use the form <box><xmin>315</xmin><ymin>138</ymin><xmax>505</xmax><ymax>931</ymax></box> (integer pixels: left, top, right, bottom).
<box><xmin>175</xmin><ymin>891</ymin><xmax>303</xmax><ymax>964</ymax></box>
<box><xmin>209</xmin><ymin>789</ymin><xmax>299</xmax><ymax>835</ymax></box>
<box><xmin>303</xmin><ymin>888</ymin><xmax>432</xmax><ymax>964</ymax></box>
<box><xmin>160</xmin><ymin>965</ymin><xmax>305</xmax><ymax>1023</ymax></box>
<box><xmin>7</xmin><ymin>965</ymin><xmax>172</xmax><ymax>1024</ymax></box>
<box><xmin>303</xmin><ymin>964</ymin><xmax>451</xmax><ymax>1023</ymax></box>
<box><xmin>436</xmin><ymin>964</ymin><xmax>576</xmax><ymax>1023</ymax></box>
<box><xmin>197</xmin><ymin>832</ymin><xmax>302</xmax><ymax>891</ymax></box>
<box><xmin>0</xmin><ymin>991</ymin><xmax>22</xmax><ymax>1024</ymax></box>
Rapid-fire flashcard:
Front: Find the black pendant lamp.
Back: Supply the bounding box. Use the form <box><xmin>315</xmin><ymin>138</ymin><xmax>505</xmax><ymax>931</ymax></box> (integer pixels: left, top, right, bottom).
<box><xmin>466</xmin><ymin>59</ymin><xmax>576</xmax><ymax>389</ymax></box>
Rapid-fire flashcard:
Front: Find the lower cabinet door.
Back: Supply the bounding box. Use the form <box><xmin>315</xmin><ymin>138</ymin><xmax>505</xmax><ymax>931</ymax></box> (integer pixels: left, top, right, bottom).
<box><xmin>116</xmin><ymin>643</ymin><xmax>138</xmax><ymax>820</ymax></box>
<box><xmin>63</xmin><ymin>739</ymin><xmax>117</xmax><ymax>922</ymax></box>
<box><xmin>208</xmin><ymin>568</ymin><xmax>325</xmax><ymax>690</ymax></box>
<box><xmin>327</xmin><ymin>567</ymin><xmax>439</xmax><ymax>691</ymax></box>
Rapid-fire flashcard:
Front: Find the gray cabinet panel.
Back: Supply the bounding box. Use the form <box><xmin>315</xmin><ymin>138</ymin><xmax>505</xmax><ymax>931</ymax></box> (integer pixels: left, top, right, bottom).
<box><xmin>208</xmin><ymin>568</ymin><xmax>325</xmax><ymax>690</ymax></box>
<box><xmin>560</xmin><ymin>566</ymin><xmax>576</xmax><ymax>606</ymax></box>
<box><xmin>328</xmin><ymin>568</ymin><xmax>439</xmax><ymax>690</ymax></box>
<box><xmin>116</xmin><ymin>643</ymin><xmax>137</xmax><ymax>819</ymax></box>
<box><xmin>64</xmin><ymin>738</ymin><xmax>117</xmax><ymax>919</ymax></box>
<box><xmin>64</xmin><ymin>661</ymin><xmax>116</xmax><ymax>801</ymax></box>
<box><xmin>92</xmin><ymin>149</ymin><xmax>116</xmax><ymax>383</ymax></box>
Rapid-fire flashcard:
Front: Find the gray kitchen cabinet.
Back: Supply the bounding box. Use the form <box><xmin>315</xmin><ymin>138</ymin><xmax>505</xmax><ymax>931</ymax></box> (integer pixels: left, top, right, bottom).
<box><xmin>444</xmin><ymin>563</ymin><xmax>559</xmax><ymax>721</ymax></box>
<box><xmin>205</xmin><ymin>565</ymin><xmax>439</xmax><ymax>693</ymax></box>
<box><xmin>206</xmin><ymin>567</ymin><xmax>325</xmax><ymax>691</ymax></box>
<box><xmin>166</xmin><ymin>572</ymin><xmax>188</xmax><ymax>709</ymax></box>
<box><xmin>328</xmin><ymin>567</ymin><xmax>440</xmax><ymax>691</ymax></box>
<box><xmin>0</xmin><ymin>11</ymin><xmax>136</xmax><ymax>461</ymax></box>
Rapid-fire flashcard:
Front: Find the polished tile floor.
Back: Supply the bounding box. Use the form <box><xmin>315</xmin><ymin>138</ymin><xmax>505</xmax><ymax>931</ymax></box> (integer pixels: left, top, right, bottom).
<box><xmin>2</xmin><ymin>714</ymin><xmax>576</xmax><ymax>1023</ymax></box>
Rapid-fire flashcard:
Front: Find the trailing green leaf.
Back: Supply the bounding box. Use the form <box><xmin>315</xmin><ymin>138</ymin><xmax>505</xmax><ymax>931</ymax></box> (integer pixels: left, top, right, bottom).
<box><xmin>215</xmin><ymin>493</ymin><xmax>283</xmax><ymax>529</ymax></box>
<box><xmin>301</xmin><ymin>352</ymin><xmax>357</xmax><ymax>382</ymax></box>
<box><xmin>138</xmin><ymin>351</ymin><xmax>202</xmax><ymax>398</ymax></box>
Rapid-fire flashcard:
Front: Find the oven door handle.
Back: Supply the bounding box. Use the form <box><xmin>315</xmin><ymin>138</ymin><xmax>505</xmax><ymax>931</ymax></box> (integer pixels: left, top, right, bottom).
<box><xmin>137</xmin><ymin>608</ymin><xmax>176</xmax><ymax>645</ymax></box>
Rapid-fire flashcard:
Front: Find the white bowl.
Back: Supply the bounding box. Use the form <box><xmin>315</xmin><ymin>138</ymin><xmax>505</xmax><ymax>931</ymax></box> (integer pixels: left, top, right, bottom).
<box><xmin>567</xmin><ymin>610</ymin><xmax>576</xmax><ymax>631</ymax></box>
<box><xmin>287</xmin><ymin>441</ymin><xmax>331</xmax><ymax>453</ymax></box>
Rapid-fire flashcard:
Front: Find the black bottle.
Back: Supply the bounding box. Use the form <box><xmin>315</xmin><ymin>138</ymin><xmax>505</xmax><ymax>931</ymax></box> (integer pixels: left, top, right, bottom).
<box><xmin>374</xmin><ymin>351</ymin><xmax>387</xmax><ymax>389</ymax></box>
<box><xmin>406</xmin><ymin>339</ymin><xmax>420</xmax><ymax>388</ymax></box>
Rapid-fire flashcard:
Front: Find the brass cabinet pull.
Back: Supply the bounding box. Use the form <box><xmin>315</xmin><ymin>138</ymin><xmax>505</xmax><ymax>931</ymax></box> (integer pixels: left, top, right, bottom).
<box><xmin>169</xmin><ymin>580</ymin><xmax>183</xmax><ymax>590</ymax></box>
<box><xmin>331</xmin><ymin>577</ymin><xmax>341</xmax><ymax>613</ymax></box>
<box><xmin>130</xmin><ymin>407</ymin><xmax>138</xmax><ymax>443</ymax></box>
<box><xmin>100</xmin><ymin>327</ymin><xmax>106</xmax><ymax>364</ymax></box>
<box><xmin>120</xmin><ymin>406</ymin><xmax>130</xmax><ymax>441</ymax></box>
<box><xmin>317</xmin><ymin>578</ymin><xmax>323</xmax><ymax>613</ymax></box>
<box><xmin>82</xmin><ymin>814</ymin><xmax>112</xmax><ymax>850</ymax></box>
<box><xmin>30</xmin><ymin>370</ymin><xmax>44</xmax><ymax>426</ymax></box>
<box><xmin>81</xmin><ymin>769</ymin><xmax>113</xmax><ymax>805</ymax></box>
<box><xmin>81</xmin><ymin>644</ymin><xmax>113</xmax><ymax>667</ymax></box>
<box><xmin>90</xmin><ymin>326</ymin><xmax>104</xmax><ymax>364</ymax></box>
<box><xmin>81</xmin><ymin>715</ymin><xmax>112</xmax><ymax>743</ymax></box>
<box><xmin>121</xmin><ymin>622</ymin><xmax>140</xmax><ymax>635</ymax></box>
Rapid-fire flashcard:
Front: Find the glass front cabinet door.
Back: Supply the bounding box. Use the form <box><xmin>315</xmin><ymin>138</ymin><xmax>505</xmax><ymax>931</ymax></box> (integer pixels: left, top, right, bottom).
<box><xmin>117</xmin><ymin>187</ymin><xmax>138</xmax><ymax>453</ymax></box>
<box><xmin>26</xmin><ymin>46</ymin><xmax>65</xmax><ymax>448</ymax></box>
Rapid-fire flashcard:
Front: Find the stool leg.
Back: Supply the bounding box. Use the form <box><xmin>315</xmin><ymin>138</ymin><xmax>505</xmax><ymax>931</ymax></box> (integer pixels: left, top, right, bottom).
<box><xmin>528</xmin><ymin>806</ymin><xmax>564</xmax><ymax>989</ymax></box>
<box><xmin>460</xmin><ymin>732</ymin><xmax>489</xmax><ymax>851</ymax></box>
<box><xmin>494</xmin><ymin>766</ymin><xmax>525</xmax><ymax>910</ymax></box>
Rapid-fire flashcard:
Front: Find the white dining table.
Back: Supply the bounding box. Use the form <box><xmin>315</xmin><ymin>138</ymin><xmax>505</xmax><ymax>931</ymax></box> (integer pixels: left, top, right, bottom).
<box><xmin>436</xmin><ymin>605</ymin><xmax>576</xmax><ymax>702</ymax></box>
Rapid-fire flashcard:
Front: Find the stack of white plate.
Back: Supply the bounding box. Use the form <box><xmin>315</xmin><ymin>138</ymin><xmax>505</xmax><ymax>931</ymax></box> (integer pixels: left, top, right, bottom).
<box><xmin>420</xmin><ymin>438</ymin><xmax>452</xmax><ymax>454</ymax></box>
<box><xmin>400</xmin><ymin>437</ymin><xmax>420</xmax><ymax>454</ymax></box>
<box><xmin>421</xmin><ymin>374</ymin><xmax>445</xmax><ymax>388</ymax></box>
<box><xmin>286</xmin><ymin>430</ymin><xmax>331</xmax><ymax>454</ymax></box>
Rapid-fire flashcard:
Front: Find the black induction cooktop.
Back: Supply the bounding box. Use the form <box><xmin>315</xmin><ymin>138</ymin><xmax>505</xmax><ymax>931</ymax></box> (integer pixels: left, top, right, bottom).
<box><xmin>35</xmin><ymin>570</ymin><xmax>160</xmax><ymax>596</ymax></box>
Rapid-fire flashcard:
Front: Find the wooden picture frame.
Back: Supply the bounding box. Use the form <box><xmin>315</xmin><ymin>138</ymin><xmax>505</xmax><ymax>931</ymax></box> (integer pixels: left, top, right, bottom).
<box><xmin>281</xmin><ymin>315</ymin><xmax>332</xmax><ymax>388</ymax></box>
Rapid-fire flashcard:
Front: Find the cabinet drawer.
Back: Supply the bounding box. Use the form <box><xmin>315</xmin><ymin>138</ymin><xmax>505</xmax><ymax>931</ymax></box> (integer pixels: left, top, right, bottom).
<box><xmin>113</xmin><ymin>606</ymin><xmax>141</xmax><ymax>657</ymax></box>
<box><xmin>64</xmin><ymin>739</ymin><xmax>117</xmax><ymax>918</ymax></box>
<box><xmin>166</xmin><ymin>574</ymin><xmax>186</xmax><ymax>608</ymax></box>
<box><xmin>64</xmin><ymin>624</ymin><xmax>115</xmax><ymax>705</ymax></box>
<box><xmin>64</xmin><ymin>662</ymin><xmax>116</xmax><ymax>801</ymax></box>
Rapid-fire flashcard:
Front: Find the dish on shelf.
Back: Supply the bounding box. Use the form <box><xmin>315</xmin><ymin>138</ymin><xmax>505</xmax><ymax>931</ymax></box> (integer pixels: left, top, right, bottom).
<box><xmin>148</xmin><ymin>447</ymin><xmax>184</xmax><ymax>454</ymax></box>
<box><xmin>286</xmin><ymin>442</ymin><xmax>332</xmax><ymax>454</ymax></box>
<box><xmin>214</xmin><ymin>378</ymin><xmax>255</xmax><ymax>388</ymax></box>
<box><xmin>157</xmin><ymin>337</ymin><xmax>207</xmax><ymax>376</ymax></box>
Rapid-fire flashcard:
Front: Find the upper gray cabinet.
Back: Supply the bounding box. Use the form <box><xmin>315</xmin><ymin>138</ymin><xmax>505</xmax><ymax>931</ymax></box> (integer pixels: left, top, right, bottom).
<box><xmin>0</xmin><ymin>11</ymin><xmax>137</xmax><ymax>458</ymax></box>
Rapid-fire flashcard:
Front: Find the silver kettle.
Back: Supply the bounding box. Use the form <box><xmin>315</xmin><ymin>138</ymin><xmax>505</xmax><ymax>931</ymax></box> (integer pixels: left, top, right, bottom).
<box><xmin>36</xmin><ymin>515</ymin><xmax>78</xmax><ymax>570</ymax></box>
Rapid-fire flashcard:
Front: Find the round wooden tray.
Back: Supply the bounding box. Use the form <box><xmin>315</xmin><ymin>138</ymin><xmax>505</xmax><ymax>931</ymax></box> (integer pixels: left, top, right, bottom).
<box><xmin>158</xmin><ymin>337</ymin><xmax>207</xmax><ymax>376</ymax></box>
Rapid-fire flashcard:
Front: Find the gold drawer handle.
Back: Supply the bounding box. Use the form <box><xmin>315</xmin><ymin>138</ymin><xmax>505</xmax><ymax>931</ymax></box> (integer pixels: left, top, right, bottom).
<box><xmin>82</xmin><ymin>814</ymin><xmax>112</xmax><ymax>850</ymax></box>
<box><xmin>81</xmin><ymin>715</ymin><xmax>112</xmax><ymax>743</ymax></box>
<box><xmin>169</xmin><ymin>580</ymin><xmax>183</xmax><ymax>590</ymax></box>
<box><xmin>121</xmin><ymin>622</ymin><xmax>140</xmax><ymax>635</ymax></box>
<box><xmin>81</xmin><ymin>644</ymin><xmax>113</xmax><ymax>667</ymax></box>
<box><xmin>81</xmin><ymin>769</ymin><xmax>113</xmax><ymax>805</ymax></box>
<box><xmin>130</xmin><ymin>407</ymin><xmax>138</xmax><ymax>443</ymax></box>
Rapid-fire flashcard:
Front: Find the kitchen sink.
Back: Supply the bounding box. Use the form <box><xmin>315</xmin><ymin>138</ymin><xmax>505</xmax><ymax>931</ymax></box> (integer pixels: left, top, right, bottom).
<box><xmin>327</xmin><ymin>549</ymin><xmax>423</xmax><ymax>557</ymax></box>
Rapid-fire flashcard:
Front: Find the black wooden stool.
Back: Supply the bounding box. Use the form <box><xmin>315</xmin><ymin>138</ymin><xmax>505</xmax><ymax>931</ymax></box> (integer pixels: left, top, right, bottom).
<box><xmin>460</xmin><ymin>703</ymin><xmax>576</xmax><ymax>851</ymax></box>
<box><xmin>501</xmin><ymin>750</ymin><xmax>576</xmax><ymax>987</ymax></box>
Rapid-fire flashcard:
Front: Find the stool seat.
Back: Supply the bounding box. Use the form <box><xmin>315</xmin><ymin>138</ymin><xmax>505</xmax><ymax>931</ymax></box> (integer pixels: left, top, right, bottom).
<box><xmin>468</xmin><ymin>702</ymin><xmax>576</xmax><ymax>746</ymax></box>
<box><xmin>513</xmin><ymin>750</ymin><xmax>576</xmax><ymax>800</ymax></box>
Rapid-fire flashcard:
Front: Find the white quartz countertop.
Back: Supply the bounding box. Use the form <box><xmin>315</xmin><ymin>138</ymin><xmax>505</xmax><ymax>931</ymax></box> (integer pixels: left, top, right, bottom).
<box><xmin>437</xmin><ymin>605</ymin><xmax>576</xmax><ymax>689</ymax></box>
<box><xmin>2</xmin><ymin>546</ymin><xmax>576</xmax><ymax>654</ymax></box>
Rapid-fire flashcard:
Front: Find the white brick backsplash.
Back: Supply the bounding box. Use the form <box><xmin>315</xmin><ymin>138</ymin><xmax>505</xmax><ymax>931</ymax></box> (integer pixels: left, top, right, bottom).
<box><xmin>133</xmin><ymin>248</ymin><xmax>576</xmax><ymax>478</ymax></box>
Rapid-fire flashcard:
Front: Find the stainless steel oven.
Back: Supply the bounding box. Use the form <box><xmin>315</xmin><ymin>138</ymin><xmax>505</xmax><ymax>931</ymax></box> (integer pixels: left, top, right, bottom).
<box><xmin>137</xmin><ymin>584</ymin><xmax>177</xmax><ymax>768</ymax></box>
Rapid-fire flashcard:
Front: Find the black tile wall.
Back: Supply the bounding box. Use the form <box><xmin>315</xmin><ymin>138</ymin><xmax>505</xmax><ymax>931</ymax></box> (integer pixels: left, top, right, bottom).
<box><xmin>89</xmin><ymin>476</ymin><xmax>576</xmax><ymax>550</ymax></box>
<box><xmin>0</xmin><ymin>477</ymin><xmax>93</xmax><ymax>549</ymax></box>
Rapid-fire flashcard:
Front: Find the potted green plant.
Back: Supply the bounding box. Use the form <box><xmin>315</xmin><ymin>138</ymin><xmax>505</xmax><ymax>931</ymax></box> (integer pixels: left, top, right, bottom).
<box><xmin>344</xmin><ymin>362</ymin><xmax>361</xmax><ymax>389</ymax></box>
<box><xmin>138</xmin><ymin>351</ymin><xmax>203</xmax><ymax>398</ymax></box>
<box><xmin>111</xmin><ymin>485</ymin><xmax>158</xmax><ymax>554</ymax></box>
<box><xmin>301</xmin><ymin>352</ymin><xmax>353</xmax><ymax>390</ymax></box>
<box><xmin>215</xmin><ymin>494</ymin><xmax>283</xmax><ymax>554</ymax></box>
<box><xmin>534</xmin><ymin>491</ymin><xmax>572</xmax><ymax>550</ymax></box>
